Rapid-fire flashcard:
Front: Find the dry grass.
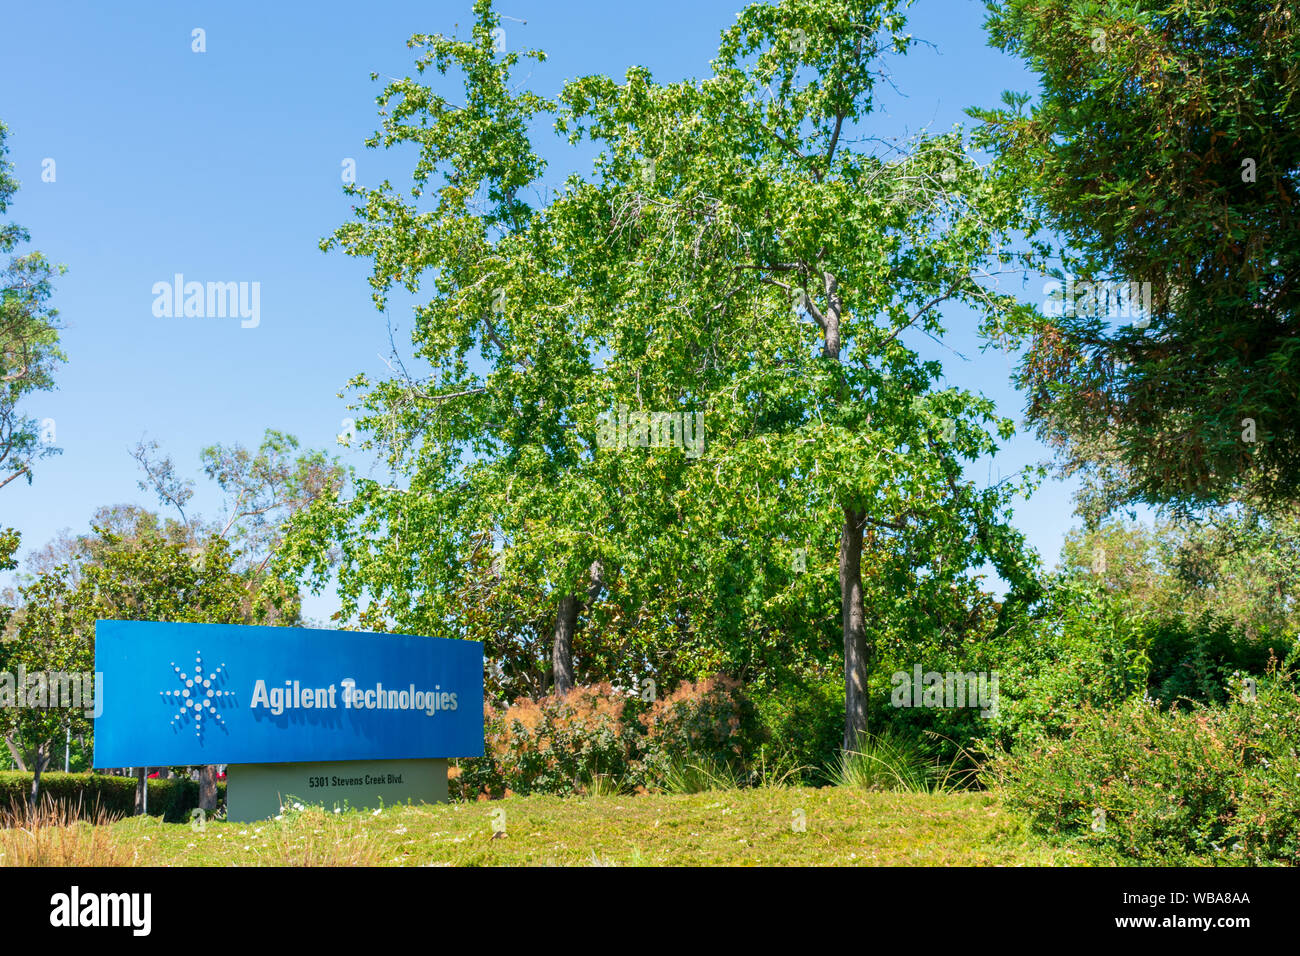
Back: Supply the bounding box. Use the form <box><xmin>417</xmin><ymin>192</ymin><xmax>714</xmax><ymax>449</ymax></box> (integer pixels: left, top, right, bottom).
<box><xmin>0</xmin><ymin>797</ymin><xmax>136</xmax><ymax>867</ymax></box>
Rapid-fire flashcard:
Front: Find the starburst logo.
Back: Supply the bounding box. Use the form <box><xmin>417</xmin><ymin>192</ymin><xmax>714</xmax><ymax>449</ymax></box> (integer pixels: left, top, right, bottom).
<box><xmin>160</xmin><ymin>651</ymin><xmax>232</xmax><ymax>739</ymax></box>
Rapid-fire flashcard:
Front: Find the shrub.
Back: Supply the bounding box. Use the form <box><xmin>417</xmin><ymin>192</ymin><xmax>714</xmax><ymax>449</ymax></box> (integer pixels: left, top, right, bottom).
<box><xmin>990</xmin><ymin>667</ymin><xmax>1300</xmax><ymax>865</ymax></box>
<box><xmin>0</xmin><ymin>771</ymin><xmax>224</xmax><ymax>823</ymax></box>
<box><xmin>453</xmin><ymin>676</ymin><xmax>765</xmax><ymax>797</ymax></box>
<box><xmin>751</xmin><ymin>670</ymin><xmax>841</xmax><ymax>781</ymax></box>
<box><xmin>978</xmin><ymin>580</ymin><xmax>1149</xmax><ymax>750</ymax></box>
<box><xmin>638</xmin><ymin>676</ymin><xmax>765</xmax><ymax>790</ymax></box>
<box><xmin>1144</xmin><ymin>613</ymin><xmax>1273</xmax><ymax>707</ymax></box>
<box><xmin>454</xmin><ymin>683</ymin><xmax>641</xmax><ymax>799</ymax></box>
<box><xmin>980</xmin><ymin>578</ymin><xmax>1280</xmax><ymax>753</ymax></box>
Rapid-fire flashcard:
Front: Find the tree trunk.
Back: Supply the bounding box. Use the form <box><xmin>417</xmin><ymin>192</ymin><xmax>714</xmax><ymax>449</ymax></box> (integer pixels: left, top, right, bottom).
<box><xmin>550</xmin><ymin>559</ymin><xmax>604</xmax><ymax>698</ymax></box>
<box><xmin>134</xmin><ymin>767</ymin><xmax>147</xmax><ymax>815</ymax></box>
<box><xmin>4</xmin><ymin>735</ymin><xmax>26</xmax><ymax>771</ymax></box>
<box><xmin>841</xmin><ymin>506</ymin><xmax>868</xmax><ymax>752</ymax></box>
<box><xmin>199</xmin><ymin>765</ymin><xmax>218</xmax><ymax>812</ymax></box>
<box><xmin>28</xmin><ymin>744</ymin><xmax>46</xmax><ymax>809</ymax></box>
<box><xmin>810</xmin><ymin>274</ymin><xmax>872</xmax><ymax>751</ymax></box>
<box><xmin>551</xmin><ymin>594</ymin><xmax>579</xmax><ymax>697</ymax></box>
<box><xmin>810</xmin><ymin>272</ymin><xmax>866</xmax><ymax>753</ymax></box>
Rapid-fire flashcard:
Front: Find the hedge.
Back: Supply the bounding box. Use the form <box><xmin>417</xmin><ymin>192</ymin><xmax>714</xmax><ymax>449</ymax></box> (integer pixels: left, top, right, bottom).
<box><xmin>0</xmin><ymin>771</ymin><xmax>226</xmax><ymax>822</ymax></box>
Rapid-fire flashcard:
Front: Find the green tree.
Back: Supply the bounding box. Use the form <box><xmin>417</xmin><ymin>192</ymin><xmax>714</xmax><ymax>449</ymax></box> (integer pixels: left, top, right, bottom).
<box><xmin>0</xmin><ymin>120</ymin><xmax>64</xmax><ymax>495</ymax></box>
<box><xmin>297</xmin><ymin>0</ymin><xmax>1043</xmax><ymax>753</ymax></box>
<box><xmin>0</xmin><ymin>568</ymin><xmax>95</xmax><ymax>804</ymax></box>
<box><xmin>287</xmin><ymin>0</ymin><xmax>647</xmax><ymax>697</ymax></box>
<box><xmin>0</xmin><ymin>525</ymin><xmax>247</xmax><ymax>804</ymax></box>
<box><xmin>975</xmin><ymin>0</ymin><xmax>1300</xmax><ymax>509</ymax></box>
<box><xmin>552</xmin><ymin>0</ymin><xmax>1042</xmax><ymax>747</ymax></box>
<box><xmin>1062</xmin><ymin>506</ymin><xmax>1300</xmax><ymax>645</ymax></box>
<box><xmin>0</xmin><ymin>120</ymin><xmax>65</xmax><ymax>583</ymax></box>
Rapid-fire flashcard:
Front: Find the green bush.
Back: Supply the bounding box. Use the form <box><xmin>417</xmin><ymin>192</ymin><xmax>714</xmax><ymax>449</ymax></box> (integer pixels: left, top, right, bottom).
<box><xmin>1144</xmin><ymin>613</ymin><xmax>1273</xmax><ymax>706</ymax></box>
<box><xmin>990</xmin><ymin>668</ymin><xmax>1300</xmax><ymax>865</ymax></box>
<box><xmin>977</xmin><ymin>580</ymin><xmax>1149</xmax><ymax>750</ymax></box>
<box><xmin>980</xmin><ymin>578</ymin><xmax>1281</xmax><ymax>753</ymax></box>
<box><xmin>0</xmin><ymin>771</ymin><xmax>225</xmax><ymax>823</ymax></box>
<box><xmin>751</xmin><ymin>670</ymin><xmax>842</xmax><ymax>781</ymax></box>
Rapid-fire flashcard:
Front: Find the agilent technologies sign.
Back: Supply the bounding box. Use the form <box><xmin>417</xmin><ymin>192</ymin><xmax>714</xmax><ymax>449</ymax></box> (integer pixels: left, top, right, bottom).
<box><xmin>93</xmin><ymin>621</ymin><xmax>484</xmax><ymax>768</ymax></box>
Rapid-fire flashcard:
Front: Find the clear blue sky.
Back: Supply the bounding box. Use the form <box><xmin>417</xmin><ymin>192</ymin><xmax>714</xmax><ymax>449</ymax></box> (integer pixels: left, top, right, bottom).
<box><xmin>1</xmin><ymin>0</ymin><xmax>1090</xmax><ymax>620</ymax></box>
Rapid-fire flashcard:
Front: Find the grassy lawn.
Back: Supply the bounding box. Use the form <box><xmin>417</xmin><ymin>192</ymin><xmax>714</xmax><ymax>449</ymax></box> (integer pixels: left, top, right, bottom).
<box><xmin>63</xmin><ymin>787</ymin><xmax>1095</xmax><ymax>866</ymax></box>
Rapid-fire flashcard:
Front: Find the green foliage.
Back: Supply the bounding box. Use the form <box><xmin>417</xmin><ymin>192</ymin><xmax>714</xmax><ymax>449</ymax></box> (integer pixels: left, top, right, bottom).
<box><xmin>0</xmin><ymin>565</ymin><xmax>102</xmax><ymax>784</ymax></box>
<box><xmin>0</xmin><ymin>120</ymin><xmax>65</xmax><ymax>493</ymax></box>
<box><xmin>752</xmin><ymin>669</ymin><xmax>843</xmax><ymax>779</ymax></box>
<box><xmin>1143</xmin><ymin>615</ymin><xmax>1272</xmax><ymax>707</ymax></box>
<box><xmin>976</xmin><ymin>0</ymin><xmax>1300</xmax><ymax>507</ymax></box>
<box><xmin>991</xmin><ymin>669</ymin><xmax>1300</xmax><ymax>866</ymax></box>
<box><xmin>1062</xmin><ymin>510</ymin><xmax>1300</xmax><ymax>642</ymax></box>
<box><xmin>199</xmin><ymin>429</ymin><xmax>349</xmax><ymax>564</ymax></box>
<box><xmin>294</xmin><ymin>0</ymin><xmax>1044</xmax><ymax>755</ymax></box>
<box><xmin>135</xmin><ymin>429</ymin><xmax>347</xmax><ymax>625</ymax></box>
<box><xmin>0</xmin><ymin>525</ymin><xmax>18</xmax><ymax>631</ymax></box>
<box><xmin>863</xmin><ymin>580</ymin><xmax>1013</xmax><ymax>764</ymax></box>
<box><xmin>0</xmin><ymin>771</ymin><xmax>225</xmax><ymax>823</ymax></box>
<box><xmin>0</xmin><ymin>527</ymin><xmax>17</xmax><ymax>573</ymax></box>
<box><xmin>976</xmin><ymin>562</ymin><xmax>1284</xmax><ymax>755</ymax></box>
<box><xmin>979</xmin><ymin>578</ymin><xmax>1150</xmax><ymax>747</ymax></box>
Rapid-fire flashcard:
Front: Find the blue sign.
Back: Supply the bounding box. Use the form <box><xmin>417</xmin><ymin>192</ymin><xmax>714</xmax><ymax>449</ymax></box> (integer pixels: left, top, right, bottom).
<box><xmin>93</xmin><ymin>621</ymin><xmax>484</xmax><ymax>767</ymax></box>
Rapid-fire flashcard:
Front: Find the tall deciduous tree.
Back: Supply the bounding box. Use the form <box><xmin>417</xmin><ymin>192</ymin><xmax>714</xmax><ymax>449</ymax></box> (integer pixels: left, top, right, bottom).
<box><xmin>296</xmin><ymin>0</ymin><xmax>643</xmax><ymax>694</ymax></box>
<box><xmin>554</xmin><ymin>0</ymin><xmax>1040</xmax><ymax>747</ymax></box>
<box><xmin>299</xmin><ymin>0</ymin><xmax>1041</xmax><ymax>751</ymax></box>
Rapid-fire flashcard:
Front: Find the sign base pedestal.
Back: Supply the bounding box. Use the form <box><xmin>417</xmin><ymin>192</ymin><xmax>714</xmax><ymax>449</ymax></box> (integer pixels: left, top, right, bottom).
<box><xmin>225</xmin><ymin>757</ymin><xmax>448</xmax><ymax>822</ymax></box>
